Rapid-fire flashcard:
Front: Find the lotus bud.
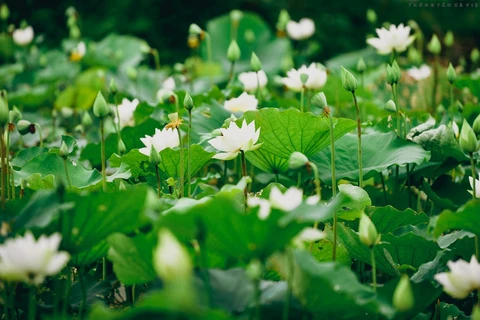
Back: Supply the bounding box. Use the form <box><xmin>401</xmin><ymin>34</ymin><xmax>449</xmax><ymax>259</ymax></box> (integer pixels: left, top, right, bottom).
<box><xmin>244</xmin><ymin>29</ymin><xmax>255</xmax><ymax>43</ymax></box>
<box><xmin>92</xmin><ymin>91</ymin><xmax>109</xmax><ymax>118</ymax></box>
<box><xmin>289</xmin><ymin>151</ymin><xmax>309</xmax><ymax>170</ymax></box>
<box><xmin>407</xmin><ymin>47</ymin><xmax>422</xmax><ymax>65</ymax></box>
<box><xmin>447</xmin><ymin>63</ymin><xmax>456</xmax><ymax>84</ymax></box>
<box><xmin>118</xmin><ymin>180</ymin><xmax>127</xmax><ymax>191</ymax></box>
<box><xmin>59</xmin><ymin>141</ymin><xmax>69</xmax><ymax>158</ymax></box>
<box><xmin>393</xmin><ymin>274</ymin><xmax>414</xmax><ymax>312</ymax></box>
<box><xmin>460</xmin><ymin>119</ymin><xmax>478</xmax><ymax>154</ymax></box>
<box><xmin>188</xmin><ymin>23</ymin><xmax>202</xmax><ymax>36</ymax></box>
<box><xmin>81</xmin><ymin>111</ymin><xmax>92</xmax><ymax>128</ymax></box>
<box><xmin>70</xmin><ymin>26</ymin><xmax>80</xmax><ymax>39</ymax></box>
<box><xmin>386</xmin><ymin>64</ymin><xmax>395</xmax><ymax>85</ymax></box>
<box><xmin>17</xmin><ymin>120</ymin><xmax>33</xmax><ymax>135</ymax></box>
<box><xmin>427</xmin><ymin>34</ymin><xmax>441</xmax><ymax>55</ymax></box>
<box><xmin>473</xmin><ymin>114</ymin><xmax>480</xmax><ymax>136</ymax></box>
<box><xmin>392</xmin><ymin>60</ymin><xmax>401</xmax><ymax>83</ymax></box>
<box><xmin>149</xmin><ymin>145</ymin><xmax>161</xmax><ymax>166</ymax></box>
<box><xmin>184</xmin><ymin>92</ymin><xmax>194</xmax><ymax>112</ymax></box>
<box><xmin>358</xmin><ymin>213</ymin><xmax>380</xmax><ymax>248</ymax></box>
<box><xmin>250</xmin><ymin>52</ymin><xmax>262</xmax><ymax>72</ymax></box>
<box><xmin>246</xmin><ymin>259</ymin><xmax>262</xmax><ymax>281</ymax></box>
<box><xmin>311</xmin><ymin>92</ymin><xmax>328</xmax><ymax>109</ymax></box>
<box><xmin>230</xmin><ymin>10</ymin><xmax>243</xmax><ymax>23</ymax></box>
<box><xmin>471</xmin><ymin>48</ymin><xmax>480</xmax><ymax>64</ymax></box>
<box><xmin>153</xmin><ymin>228</ymin><xmax>193</xmax><ymax>282</ymax></box>
<box><xmin>276</xmin><ymin>9</ymin><xmax>291</xmax><ymax>32</ymax></box>
<box><xmin>227</xmin><ymin>40</ymin><xmax>241</xmax><ymax>62</ymax></box>
<box><xmin>118</xmin><ymin>139</ymin><xmax>126</xmax><ymax>155</ymax></box>
<box><xmin>9</xmin><ymin>107</ymin><xmax>21</xmax><ymax>124</ymax></box>
<box><xmin>126</xmin><ymin>67</ymin><xmax>137</xmax><ymax>80</ymax></box>
<box><xmin>74</xmin><ymin>124</ymin><xmax>84</xmax><ymax>135</ymax></box>
<box><xmin>341</xmin><ymin>66</ymin><xmax>357</xmax><ymax>92</ymax></box>
<box><xmin>0</xmin><ymin>4</ymin><xmax>9</xmax><ymax>20</ymax></box>
<box><xmin>444</xmin><ymin>31</ymin><xmax>454</xmax><ymax>48</ymax></box>
<box><xmin>384</xmin><ymin>100</ymin><xmax>397</xmax><ymax>113</ymax></box>
<box><xmin>109</xmin><ymin>78</ymin><xmax>117</xmax><ymax>95</ymax></box>
<box><xmin>0</xmin><ymin>95</ymin><xmax>8</xmax><ymax>127</ymax></box>
<box><xmin>366</xmin><ymin>8</ymin><xmax>377</xmax><ymax>24</ymax></box>
<box><xmin>357</xmin><ymin>58</ymin><xmax>366</xmax><ymax>74</ymax></box>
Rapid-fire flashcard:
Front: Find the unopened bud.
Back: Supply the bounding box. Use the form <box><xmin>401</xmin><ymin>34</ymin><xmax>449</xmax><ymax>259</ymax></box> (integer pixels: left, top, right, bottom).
<box><xmin>8</xmin><ymin>107</ymin><xmax>21</xmax><ymax>124</ymax></box>
<box><xmin>109</xmin><ymin>78</ymin><xmax>117</xmax><ymax>95</ymax></box>
<box><xmin>407</xmin><ymin>47</ymin><xmax>422</xmax><ymax>65</ymax></box>
<box><xmin>427</xmin><ymin>34</ymin><xmax>441</xmax><ymax>55</ymax></box>
<box><xmin>391</xmin><ymin>60</ymin><xmax>401</xmax><ymax>83</ymax></box>
<box><xmin>289</xmin><ymin>152</ymin><xmax>309</xmax><ymax>170</ymax></box>
<box><xmin>246</xmin><ymin>259</ymin><xmax>262</xmax><ymax>280</ymax></box>
<box><xmin>92</xmin><ymin>91</ymin><xmax>109</xmax><ymax>118</ymax></box>
<box><xmin>118</xmin><ymin>180</ymin><xmax>127</xmax><ymax>191</ymax></box>
<box><xmin>366</xmin><ymin>8</ymin><xmax>377</xmax><ymax>24</ymax></box>
<box><xmin>444</xmin><ymin>31</ymin><xmax>454</xmax><ymax>48</ymax></box>
<box><xmin>230</xmin><ymin>10</ymin><xmax>243</xmax><ymax>23</ymax></box>
<box><xmin>386</xmin><ymin>64</ymin><xmax>395</xmax><ymax>85</ymax></box>
<box><xmin>149</xmin><ymin>145</ymin><xmax>161</xmax><ymax>166</ymax></box>
<box><xmin>359</xmin><ymin>213</ymin><xmax>380</xmax><ymax>248</ymax></box>
<box><xmin>471</xmin><ymin>48</ymin><xmax>480</xmax><ymax>64</ymax></box>
<box><xmin>118</xmin><ymin>139</ymin><xmax>126</xmax><ymax>155</ymax></box>
<box><xmin>384</xmin><ymin>100</ymin><xmax>397</xmax><ymax>112</ymax></box>
<box><xmin>393</xmin><ymin>274</ymin><xmax>414</xmax><ymax>312</ymax></box>
<box><xmin>17</xmin><ymin>120</ymin><xmax>33</xmax><ymax>135</ymax></box>
<box><xmin>227</xmin><ymin>40</ymin><xmax>241</xmax><ymax>62</ymax></box>
<box><xmin>473</xmin><ymin>114</ymin><xmax>480</xmax><ymax>135</ymax></box>
<box><xmin>276</xmin><ymin>9</ymin><xmax>291</xmax><ymax>32</ymax></box>
<box><xmin>357</xmin><ymin>58</ymin><xmax>366</xmax><ymax>74</ymax></box>
<box><xmin>189</xmin><ymin>23</ymin><xmax>202</xmax><ymax>36</ymax></box>
<box><xmin>341</xmin><ymin>66</ymin><xmax>358</xmax><ymax>92</ymax></box>
<box><xmin>250</xmin><ymin>52</ymin><xmax>262</xmax><ymax>72</ymax></box>
<box><xmin>0</xmin><ymin>4</ymin><xmax>9</xmax><ymax>20</ymax></box>
<box><xmin>0</xmin><ymin>95</ymin><xmax>8</xmax><ymax>126</ymax></box>
<box><xmin>311</xmin><ymin>92</ymin><xmax>327</xmax><ymax>109</ymax></box>
<box><xmin>184</xmin><ymin>92</ymin><xmax>194</xmax><ymax>112</ymax></box>
<box><xmin>459</xmin><ymin>119</ymin><xmax>478</xmax><ymax>154</ymax></box>
<box><xmin>60</xmin><ymin>141</ymin><xmax>69</xmax><ymax>158</ymax></box>
<box><xmin>447</xmin><ymin>63</ymin><xmax>456</xmax><ymax>84</ymax></box>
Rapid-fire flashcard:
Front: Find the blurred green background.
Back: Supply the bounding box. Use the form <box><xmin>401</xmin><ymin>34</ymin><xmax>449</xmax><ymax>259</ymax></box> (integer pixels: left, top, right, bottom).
<box><xmin>5</xmin><ymin>0</ymin><xmax>480</xmax><ymax>64</ymax></box>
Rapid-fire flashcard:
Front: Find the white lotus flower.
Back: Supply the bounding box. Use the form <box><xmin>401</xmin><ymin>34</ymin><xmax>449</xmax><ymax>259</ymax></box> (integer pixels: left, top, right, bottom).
<box><xmin>208</xmin><ymin>119</ymin><xmax>261</xmax><ymax>160</ymax></box>
<box><xmin>153</xmin><ymin>228</ymin><xmax>192</xmax><ymax>281</ymax></box>
<box><xmin>296</xmin><ymin>227</ymin><xmax>325</xmax><ymax>242</ymax></box>
<box><xmin>139</xmin><ymin>127</ymin><xmax>180</xmax><ymax>156</ymax></box>
<box><xmin>366</xmin><ymin>23</ymin><xmax>415</xmax><ymax>55</ymax></box>
<box><xmin>269</xmin><ymin>186</ymin><xmax>303</xmax><ymax>211</ymax></box>
<box><xmin>115</xmin><ymin>98</ymin><xmax>139</xmax><ymax>128</ymax></box>
<box><xmin>468</xmin><ymin>176</ymin><xmax>480</xmax><ymax>198</ymax></box>
<box><xmin>12</xmin><ymin>26</ymin><xmax>34</xmax><ymax>46</ymax></box>
<box><xmin>163</xmin><ymin>77</ymin><xmax>176</xmax><ymax>91</ymax></box>
<box><xmin>286</xmin><ymin>18</ymin><xmax>315</xmax><ymax>41</ymax></box>
<box><xmin>451</xmin><ymin>121</ymin><xmax>459</xmax><ymax>139</ymax></box>
<box><xmin>282</xmin><ymin>63</ymin><xmax>327</xmax><ymax>91</ymax></box>
<box><xmin>248</xmin><ymin>186</ymin><xmax>304</xmax><ymax>219</ymax></box>
<box><xmin>238</xmin><ymin>70</ymin><xmax>268</xmax><ymax>91</ymax></box>
<box><xmin>0</xmin><ymin>231</ymin><xmax>70</xmax><ymax>285</ymax></box>
<box><xmin>434</xmin><ymin>255</ymin><xmax>480</xmax><ymax>299</ymax></box>
<box><xmin>224</xmin><ymin>92</ymin><xmax>258</xmax><ymax>114</ymax></box>
<box><xmin>407</xmin><ymin>65</ymin><xmax>431</xmax><ymax>81</ymax></box>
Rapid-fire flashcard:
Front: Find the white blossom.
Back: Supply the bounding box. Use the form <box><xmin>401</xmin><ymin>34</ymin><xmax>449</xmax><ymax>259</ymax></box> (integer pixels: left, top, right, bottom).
<box><xmin>115</xmin><ymin>98</ymin><xmax>139</xmax><ymax>128</ymax></box>
<box><xmin>407</xmin><ymin>64</ymin><xmax>431</xmax><ymax>81</ymax></box>
<box><xmin>286</xmin><ymin>18</ymin><xmax>315</xmax><ymax>41</ymax></box>
<box><xmin>238</xmin><ymin>70</ymin><xmax>268</xmax><ymax>92</ymax></box>
<box><xmin>366</xmin><ymin>23</ymin><xmax>415</xmax><ymax>55</ymax></box>
<box><xmin>282</xmin><ymin>63</ymin><xmax>327</xmax><ymax>91</ymax></box>
<box><xmin>434</xmin><ymin>255</ymin><xmax>480</xmax><ymax>299</ymax></box>
<box><xmin>224</xmin><ymin>92</ymin><xmax>258</xmax><ymax>114</ymax></box>
<box><xmin>139</xmin><ymin>127</ymin><xmax>179</xmax><ymax>156</ymax></box>
<box><xmin>13</xmin><ymin>26</ymin><xmax>34</xmax><ymax>46</ymax></box>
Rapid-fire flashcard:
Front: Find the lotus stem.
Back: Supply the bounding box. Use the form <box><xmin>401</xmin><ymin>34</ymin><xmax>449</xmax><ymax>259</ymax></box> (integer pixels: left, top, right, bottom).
<box><xmin>240</xmin><ymin>150</ymin><xmax>248</xmax><ymax>207</ymax></box>
<box><xmin>64</xmin><ymin>158</ymin><xmax>72</xmax><ymax>189</ymax></box>
<box><xmin>0</xmin><ymin>127</ymin><xmax>5</xmax><ymax>210</ymax></box>
<box><xmin>329</xmin><ymin>113</ymin><xmax>338</xmax><ymax>261</ymax></box>
<box><xmin>371</xmin><ymin>248</ymin><xmax>377</xmax><ymax>292</ymax></box>
<box><xmin>300</xmin><ymin>87</ymin><xmax>305</xmax><ymax>113</ymax></box>
<box><xmin>177</xmin><ymin>127</ymin><xmax>184</xmax><ymax>198</ymax></box>
<box><xmin>155</xmin><ymin>165</ymin><xmax>162</xmax><ymax>198</ymax></box>
<box><xmin>113</xmin><ymin>94</ymin><xmax>123</xmax><ymax>154</ymax></box>
<box><xmin>256</xmin><ymin>71</ymin><xmax>262</xmax><ymax>104</ymax></box>
<box><xmin>100</xmin><ymin>119</ymin><xmax>107</xmax><ymax>192</ymax></box>
<box><xmin>282</xmin><ymin>249</ymin><xmax>294</xmax><ymax>320</ymax></box>
<box><xmin>228</xmin><ymin>61</ymin><xmax>235</xmax><ymax>87</ymax></box>
<box><xmin>34</xmin><ymin>123</ymin><xmax>43</xmax><ymax>147</ymax></box>
<box><xmin>28</xmin><ymin>285</ymin><xmax>36</xmax><ymax>320</ymax></box>
<box><xmin>205</xmin><ymin>32</ymin><xmax>213</xmax><ymax>86</ymax></box>
<box><xmin>351</xmin><ymin>90</ymin><xmax>363</xmax><ymax>188</ymax></box>
<box><xmin>187</xmin><ymin>109</ymin><xmax>192</xmax><ymax>196</ymax></box>
<box><xmin>470</xmin><ymin>153</ymin><xmax>479</xmax><ymax>259</ymax></box>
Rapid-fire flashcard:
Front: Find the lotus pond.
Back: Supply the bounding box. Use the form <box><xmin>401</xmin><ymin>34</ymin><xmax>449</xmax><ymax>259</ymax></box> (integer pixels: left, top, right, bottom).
<box><xmin>1</xmin><ymin>4</ymin><xmax>480</xmax><ymax>320</ymax></box>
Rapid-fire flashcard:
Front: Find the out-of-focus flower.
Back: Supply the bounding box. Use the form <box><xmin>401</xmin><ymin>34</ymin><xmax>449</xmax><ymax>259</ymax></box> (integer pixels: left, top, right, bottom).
<box><xmin>153</xmin><ymin>228</ymin><xmax>192</xmax><ymax>282</ymax></box>
<box><xmin>238</xmin><ymin>70</ymin><xmax>268</xmax><ymax>92</ymax></box>
<box><xmin>407</xmin><ymin>64</ymin><xmax>431</xmax><ymax>81</ymax></box>
<box><xmin>12</xmin><ymin>26</ymin><xmax>34</xmax><ymax>46</ymax></box>
<box><xmin>224</xmin><ymin>92</ymin><xmax>258</xmax><ymax>114</ymax></box>
<box><xmin>163</xmin><ymin>77</ymin><xmax>176</xmax><ymax>91</ymax></box>
<box><xmin>115</xmin><ymin>98</ymin><xmax>139</xmax><ymax>128</ymax></box>
<box><xmin>468</xmin><ymin>176</ymin><xmax>480</xmax><ymax>198</ymax></box>
<box><xmin>248</xmin><ymin>186</ymin><xmax>303</xmax><ymax>220</ymax></box>
<box><xmin>139</xmin><ymin>127</ymin><xmax>179</xmax><ymax>156</ymax></box>
<box><xmin>366</xmin><ymin>23</ymin><xmax>414</xmax><ymax>55</ymax></box>
<box><xmin>70</xmin><ymin>41</ymin><xmax>86</xmax><ymax>62</ymax></box>
<box><xmin>282</xmin><ymin>63</ymin><xmax>327</xmax><ymax>91</ymax></box>
<box><xmin>295</xmin><ymin>227</ymin><xmax>325</xmax><ymax>242</ymax></box>
<box><xmin>434</xmin><ymin>255</ymin><xmax>480</xmax><ymax>299</ymax></box>
<box><xmin>0</xmin><ymin>231</ymin><xmax>70</xmax><ymax>285</ymax></box>
<box><xmin>208</xmin><ymin>119</ymin><xmax>261</xmax><ymax>160</ymax></box>
<box><xmin>286</xmin><ymin>18</ymin><xmax>315</xmax><ymax>40</ymax></box>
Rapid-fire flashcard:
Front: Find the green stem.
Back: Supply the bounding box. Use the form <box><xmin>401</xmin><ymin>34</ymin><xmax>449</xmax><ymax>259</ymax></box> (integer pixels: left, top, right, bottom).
<box><xmin>227</xmin><ymin>61</ymin><xmax>235</xmax><ymax>88</ymax></box>
<box><xmin>3</xmin><ymin>282</ymin><xmax>9</xmax><ymax>320</ymax></box>
<box><xmin>470</xmin><ymin>153</ymin><xmax>479</xmax><ymax>259</ymax></box>
<box><xmin>151</xmin><ymin>49</ymin><xmax>160</xmax><ymax>70</ymax></box>
<box><xmin>329</xmin><ymin>114</ymin><xmax>338</xmax><ymax>261</ymax></box>
<box><xmin>380</xmin><ymin>173</ymin><xmax>387</xmax><ymax>205</ymax></box>
<box><xmin>310</xmin><ymin>162</ymin><xmax>321</xmax><ymax>200</ymax></box>
<box><xmin>450</xmin><ymin>83</ymin><xmax>454</xmax><ymax>108</ymax></box>
<box><xmin>256</xmin><ymin>71</ymin><xmax>262</xmax><ymax>105</ymax></box>
<box><xmin>132</xmin><ymin>285</ymin><xmax>136</xmax><ymax>303</ymax></box>
<box><xmin>78</xmin><ymin>266</ymin><xmax>86</xmax><ymax>319</ymax></box>
<box><xmin>64</xmin><ymin>158</ymin><xmax>72</xmax><ymax>189</ymax></box>
<box><xmin>100</xmin><ymin>119</ymin><xmax>107</xmax><ymax>192</ymax></box>
<box><xmin>155</xmin><ymin>165</ymin><xmax>162</xmax><ymax>198</ymax></box>
<box><xmin>51</xmin><ymin>110</ymin><xmax>57</xmax><ymax>141</ymax></box>
<box><xmin>34</xmin><ymin>123</ymin><xmax>43</xmax><ymax>147</ymax></box>
<box><xmin>241</xmin><ymin>150</ymin><xmax>248</xmax><ymax>209</ymax></box>
<box><xmin>6</xmin><ymin>127</ymin><xmax>10</xmax><ymax>200</ymax></box>
<box><xmin>102</xmin><ymin>257</ymin><xmax>107</xmax><ymax>281</ymax></box>
<box><xmin>113</xmin><ymin>94</ymin><xmax>123</xmax><ymax>153</ymax></box>
<box><xmin>0</xmin><ymin>128</ymin><xmax>5</xmax><ymax>210</ymax></box>
<box><xmin>223</xmin><ymin>161</ymin><xmax>228</xmax><ymax>186</ymax></box>
<box><xmin>62</xmin><ymin>267</ymin><xmax>72</xmax><ymax>318</ymax></box>
<box><xmin>371</xmin><ymin>248</ymin><xmax>377</xmax><ymax>292</ymax></box>
<box><xmin>28</xmin><ymin>286</ymin><xmax>36</xmax><ymax>320</ymax></box>
<box><xmin>177</xmin><ymin>127</ymin><xmax>184</xmax><ymax>198</ymax></box>
<box><xmin>187</xmin><ymin>110</ymin><xmax>192</xmax><ymax>196</ymax></box>
<box><xmin>205</xmin><ymin>32</ymin><xmax>213</xmax><ymax>86</ymax></box>
<box><xmin>10</xmin><ymin>164</ymin><xmax>14</xmax><ymax>200</ymax></box>
<box><xmin>352</xmin><ymin>91</ymin><xmax>363</xmax><ymax>188</ymax></box>
<box><xmin>406</xmin><ymin>163</ymin><xmax>411</xmax><ymax>208</ymax></box>
<box><xmin>392</xmin><ymin>83</ymin><xmax>401</xmax><ymax>138</ymax></box>
<box><xmin>282</xmin><ymin>249</ymin><xmax>294</xmax><ymax>320</ymax></box>
<box><xmin>431</xmin><ymin>56</ymin><xmax>438</xmax><ymax>113</ymax></box>
<box><xmin>300</xmin><ymin>87</ymin><xmax>305</xmax><ymax>112</ymax></box>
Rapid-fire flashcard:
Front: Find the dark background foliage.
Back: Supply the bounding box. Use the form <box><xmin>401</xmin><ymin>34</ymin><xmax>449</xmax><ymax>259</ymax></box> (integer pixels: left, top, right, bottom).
<box><xmin>5</xmin><ymin>0</ymin><xmax>480</xmax><ymax>64</ymax></box>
